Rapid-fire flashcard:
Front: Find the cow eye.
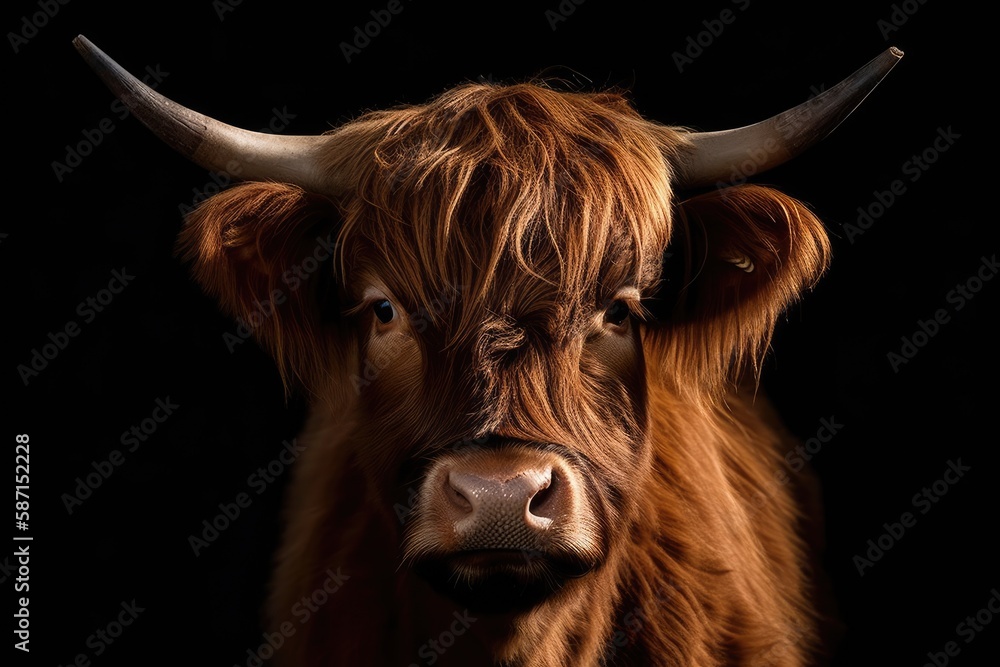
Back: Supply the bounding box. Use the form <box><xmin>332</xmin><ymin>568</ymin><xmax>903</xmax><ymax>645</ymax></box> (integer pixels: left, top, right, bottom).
<box><xmin>372</xmin><ymin>299</ymin><xmax>396</xmax><ymax>324</ymax></box>
<box><xmin>604</xmin><ymin>300</ymin><xmax>630</xmax><ymax>327</ymax></box>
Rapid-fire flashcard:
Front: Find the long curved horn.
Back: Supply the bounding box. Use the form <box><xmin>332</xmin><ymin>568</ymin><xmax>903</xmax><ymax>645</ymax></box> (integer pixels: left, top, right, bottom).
<box><xmin>73</xmin><ymin>35</ymin><xmax>345</xmax><ymax>195</ymax></box>
<box><xmin>675</xmin><ymin>47</ymin><xmax>903</xmax><ymax>188</ymax></box>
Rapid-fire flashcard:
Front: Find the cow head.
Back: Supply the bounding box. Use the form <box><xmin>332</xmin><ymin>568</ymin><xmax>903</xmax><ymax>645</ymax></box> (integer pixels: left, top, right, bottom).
<box><xmin>75</xmin><ymin>37</ymin><xmax>900</xmax><ymax>618</ymax></box>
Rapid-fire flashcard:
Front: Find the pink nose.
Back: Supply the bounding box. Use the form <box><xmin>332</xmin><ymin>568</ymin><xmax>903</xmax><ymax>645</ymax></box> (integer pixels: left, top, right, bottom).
<box><xmin>444</xmin><ymin>466</ymin><xmax>561</xmax><ymax>551</ymax></box>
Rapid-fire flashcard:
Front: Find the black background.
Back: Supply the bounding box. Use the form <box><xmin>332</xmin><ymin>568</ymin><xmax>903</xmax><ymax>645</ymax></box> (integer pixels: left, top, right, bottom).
<box><xmin>5</xmin><ymin>0</ymin><xmax>996</xmax><ymax>665</ymax></box>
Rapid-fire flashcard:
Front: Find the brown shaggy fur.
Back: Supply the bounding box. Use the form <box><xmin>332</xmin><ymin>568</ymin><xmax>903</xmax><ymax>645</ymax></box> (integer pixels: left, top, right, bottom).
<box><xmin>178</xmin><ymin>81</ymin><xmax>831</xmax><ymax>666</ymax></box>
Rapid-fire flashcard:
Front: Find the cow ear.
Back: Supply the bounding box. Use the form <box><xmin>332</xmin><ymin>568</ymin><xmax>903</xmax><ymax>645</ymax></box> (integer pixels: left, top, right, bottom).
<box><xmin>176</xmin><ymin>182</ymin><xmax>341</xmax><ymax>389</ymax></box>
<box><xmin>643</xmin><ymin>184</ymin><xmax>830</xmax><ymax>394</ymax></box>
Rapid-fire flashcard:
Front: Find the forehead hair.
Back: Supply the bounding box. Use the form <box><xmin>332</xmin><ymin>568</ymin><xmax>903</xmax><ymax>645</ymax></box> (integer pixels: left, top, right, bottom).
<box><xmin>330</xmin><ymin>82</ymin><xmax>687</xmax><ymax>340</ymax></box>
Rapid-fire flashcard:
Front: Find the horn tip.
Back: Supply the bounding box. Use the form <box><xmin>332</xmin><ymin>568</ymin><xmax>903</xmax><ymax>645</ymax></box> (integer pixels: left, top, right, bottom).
<box><xmin>888</xmin><ymin>46</ymin><xmax>904</xmax><ymax>59</ymax></box>
<box><xmin>72</xmin><ymin>34</ymin><xmax>104</xmax><ymax>64</ymax></box>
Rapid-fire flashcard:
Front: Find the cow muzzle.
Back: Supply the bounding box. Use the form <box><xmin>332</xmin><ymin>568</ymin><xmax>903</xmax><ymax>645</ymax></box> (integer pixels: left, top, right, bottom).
<box><xmin>404</xmin><ymin>445</ymin><xmax>603</xmax><ymax>613</ymax></box>
<box><xmin>445</xmin><ymin>463</ymin><xmax>560</xmax><ymax>551</ymax></box>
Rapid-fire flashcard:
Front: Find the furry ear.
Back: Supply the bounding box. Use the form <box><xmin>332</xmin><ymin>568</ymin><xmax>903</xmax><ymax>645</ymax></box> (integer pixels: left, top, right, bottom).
<box><xmin>643</xmin><ymin>184</ymin><xmax>830</xmax><ymax>394</ymax></box>
<box><xmin>176</xmin><ymin>182</ymin><xmax>341</xmax><ymax>389</ymax></box>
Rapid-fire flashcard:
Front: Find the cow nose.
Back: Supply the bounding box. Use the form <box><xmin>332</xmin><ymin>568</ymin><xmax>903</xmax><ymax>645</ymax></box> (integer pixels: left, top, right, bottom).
<box><xmin>445</xmin><ymin>466</ymin><xmax>559</xmax><ymax>550</ymax></box>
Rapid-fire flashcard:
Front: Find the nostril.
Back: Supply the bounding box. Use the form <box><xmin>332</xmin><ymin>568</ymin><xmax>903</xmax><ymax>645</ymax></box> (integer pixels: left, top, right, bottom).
<box><xmin>528</xmin><ymin>471</ymin><xmax>557</xmax><ymax>519</ymax></box>
<box><xmin>446</xmin><ymin>473</ymin><xmax>474</xmax><ymax>514</ymax></box>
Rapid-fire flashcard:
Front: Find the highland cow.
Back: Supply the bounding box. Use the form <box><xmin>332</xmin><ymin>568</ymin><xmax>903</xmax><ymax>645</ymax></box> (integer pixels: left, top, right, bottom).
<box><xmin>76</xmin><ymin>36</ymin><xmax>901</xmax><ymax>666</ymax></box>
